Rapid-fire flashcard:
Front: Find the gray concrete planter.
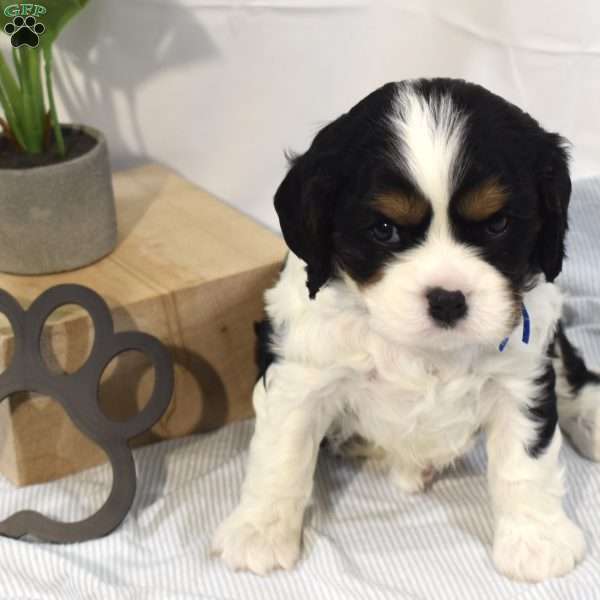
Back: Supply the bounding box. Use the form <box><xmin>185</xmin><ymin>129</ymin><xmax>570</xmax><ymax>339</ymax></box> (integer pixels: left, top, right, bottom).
<box><xmin>0</xmin><ymin>126</ymin><xmax>117</xmax><ymax>275</ymax></box>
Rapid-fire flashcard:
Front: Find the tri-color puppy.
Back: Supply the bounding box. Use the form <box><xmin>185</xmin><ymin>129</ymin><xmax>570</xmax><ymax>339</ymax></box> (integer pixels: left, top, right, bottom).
<box><xmin>213</xmin><ymin>78</ymin><xmax>600</xmax><ymax>582</ymax></box>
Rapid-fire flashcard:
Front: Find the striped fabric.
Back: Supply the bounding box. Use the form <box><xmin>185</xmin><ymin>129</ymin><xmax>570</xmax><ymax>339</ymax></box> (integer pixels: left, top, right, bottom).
<box><xmin>0</xmin><ymin>178</ymin><xmax>599</xmax><ymax>599</ymax></box>
<box><xmin>558</xmin><ymin>176</ymin><xmax>600</xmax><ymax>371</ymax></box>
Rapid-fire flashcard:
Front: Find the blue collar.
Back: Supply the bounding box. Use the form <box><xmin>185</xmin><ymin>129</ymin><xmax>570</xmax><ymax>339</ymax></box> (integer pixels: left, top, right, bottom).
<box><xmin>498</xmin><ymin>305</ymin><xmax>530</xmax><ymax>352</ymax></box>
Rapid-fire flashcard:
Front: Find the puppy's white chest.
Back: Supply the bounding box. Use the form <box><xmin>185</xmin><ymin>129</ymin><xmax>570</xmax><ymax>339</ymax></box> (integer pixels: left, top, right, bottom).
<box><xmin>345</xmin><ymin>353</ymin><xmax>492</xmax><ymax>467</ymax></box>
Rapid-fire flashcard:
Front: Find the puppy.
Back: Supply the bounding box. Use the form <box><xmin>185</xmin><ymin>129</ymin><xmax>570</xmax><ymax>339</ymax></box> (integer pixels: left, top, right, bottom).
<box><xmin>213</xmin><ymin>78</ymin><xmax>600</xmax><ymax>582</ymax></box>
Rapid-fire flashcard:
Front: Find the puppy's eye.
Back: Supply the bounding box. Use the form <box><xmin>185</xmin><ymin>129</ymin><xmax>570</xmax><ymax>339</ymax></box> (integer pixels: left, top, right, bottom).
<box><xmin>370</xmin><ymin>221</ymin><xmax>401</xmax><ymax>244</ymax></box>
<box><xmin>486</xmin><ymin>214</ymin><xmax>510</xmax><ymax>236</ymax></box>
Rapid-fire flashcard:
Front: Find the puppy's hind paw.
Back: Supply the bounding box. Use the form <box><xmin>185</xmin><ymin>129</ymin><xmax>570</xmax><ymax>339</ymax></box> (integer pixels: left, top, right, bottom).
<box><xmin>389</xmin><ymin>464</ymin><xmax>434</xmax><ymax>494</ymax></box>
<box><xmin>212</xmin><ymin>508</ymin><xmax>302</xmax><ymax>575</ymax></box>
<box><xmin>559</xmin><ymin>383</ymin><xmax>600</xmax><ymax>461</ymax></box>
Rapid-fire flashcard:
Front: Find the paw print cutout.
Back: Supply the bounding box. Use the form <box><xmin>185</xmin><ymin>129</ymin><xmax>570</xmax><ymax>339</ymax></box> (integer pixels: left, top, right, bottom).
<box><xmin>4</xmin><ymin>15</ymin><xmax>45</xmax><ymax>48</ymax></box>
<box><xmin>0</xmin><ymin>284</ymin><xmax>174</xmax><ymax>543</ymax></box>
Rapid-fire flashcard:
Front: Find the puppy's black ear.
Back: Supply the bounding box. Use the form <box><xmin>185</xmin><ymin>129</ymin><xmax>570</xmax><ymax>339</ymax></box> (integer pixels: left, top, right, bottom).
<box><xmin>535</xmin><ymin>134</ymin><xmax>571</xmax><ymax>282</ymax></box>
<box><xmin>274</xmin><ymin>82</ymin><xmax>398</xmax><ymax>298</ymax></box>
<box><xmin>274</xmin><ymin>159</ymin><xmax>337</xmax><ymax>298</ymax></box>
<box><xmin>275</xmin><ymin>114</ymin><xmax>349</xmax><ymax>299</ymax></box>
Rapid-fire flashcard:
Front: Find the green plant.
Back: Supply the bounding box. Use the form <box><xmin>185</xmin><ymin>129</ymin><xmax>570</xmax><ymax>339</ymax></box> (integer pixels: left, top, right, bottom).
<box><xmin>0</xmin><ymin>0</ymin><xmax>88</xmax><ymax>157</ymax></box>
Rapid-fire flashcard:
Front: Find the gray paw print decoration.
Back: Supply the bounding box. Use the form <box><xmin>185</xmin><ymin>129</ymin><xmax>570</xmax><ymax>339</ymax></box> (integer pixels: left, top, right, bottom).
<box><xmin>0</xmin><ymin>284</ymin><xmax>174</xmax><ymax>543</ymax></box>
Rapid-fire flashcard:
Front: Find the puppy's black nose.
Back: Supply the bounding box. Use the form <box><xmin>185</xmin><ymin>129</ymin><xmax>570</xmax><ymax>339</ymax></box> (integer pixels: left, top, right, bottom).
<box><xmin>427</xmin><ymin>287</ymin><xmax>467</xmax><ymax>327</ymax></box>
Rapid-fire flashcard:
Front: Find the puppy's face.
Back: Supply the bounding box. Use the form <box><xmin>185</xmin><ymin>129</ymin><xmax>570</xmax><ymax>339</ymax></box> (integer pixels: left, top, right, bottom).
<box><xmin>275</xmin><ymin>79</ymin><xmax>571</xmax><ymax>350</ymax></box>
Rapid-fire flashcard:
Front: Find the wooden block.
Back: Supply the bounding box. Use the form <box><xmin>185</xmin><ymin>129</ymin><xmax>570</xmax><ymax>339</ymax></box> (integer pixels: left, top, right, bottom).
<box><xmin>0</xmin><ymin>165</ymin><xmax>286</xmax><ymax>485</ymax></box>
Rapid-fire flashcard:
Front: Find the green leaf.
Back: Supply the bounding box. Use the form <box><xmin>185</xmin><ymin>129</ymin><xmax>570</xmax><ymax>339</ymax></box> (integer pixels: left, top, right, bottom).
<box><xmin>0</xmin><ymin>80</ymin><xmax>25</xmax><ymax>148</ymax></box>
<box><xmin>0</xmin><ymin>51</ymin><xmax>22</xmax><ymax>121</ymax></box>
<box><xmin>12</xmin><ymin>47</ymin><xmax>41</xmax><ymax>153</ymax></box>
<box><xmin>43</xmin><ymin>44</ymin><xmax>63</xmax><ymax>155</ymax></box>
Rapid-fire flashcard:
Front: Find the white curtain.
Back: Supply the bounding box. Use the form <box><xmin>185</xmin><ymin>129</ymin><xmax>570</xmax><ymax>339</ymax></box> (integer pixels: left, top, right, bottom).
<box><xmin>50</xmin><ymin>0</ymin><xmax>600</xmax><ymax>230</ymax></box>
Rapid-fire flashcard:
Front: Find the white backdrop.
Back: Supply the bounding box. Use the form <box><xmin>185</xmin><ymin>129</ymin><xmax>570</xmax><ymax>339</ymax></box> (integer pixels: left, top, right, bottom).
<box><xmin>47</xmin><ymin>0</ymin><xmax>600</xmax><ymax>231</ymax></box>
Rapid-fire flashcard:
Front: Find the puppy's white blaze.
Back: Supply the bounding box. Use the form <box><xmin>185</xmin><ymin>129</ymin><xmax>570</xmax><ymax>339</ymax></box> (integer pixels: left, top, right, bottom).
<box><xmin>391</xmin><ymin>84</ymin><xmax>467</xmax><ymax>231</ymax></box>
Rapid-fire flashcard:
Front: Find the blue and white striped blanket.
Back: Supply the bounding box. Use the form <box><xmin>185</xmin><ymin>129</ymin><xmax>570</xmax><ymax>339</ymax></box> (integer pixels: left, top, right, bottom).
<box><xmin>0</xmin><ymin>178</ymin><xmax>599</xmax><ymax>600</ymax></box>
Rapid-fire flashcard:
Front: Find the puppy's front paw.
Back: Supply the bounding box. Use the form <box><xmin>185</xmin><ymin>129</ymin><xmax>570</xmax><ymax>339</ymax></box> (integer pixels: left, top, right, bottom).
<box><xmin>493</xmin><ymin>513</ymin><xmax>585</xmax><ymax>582</ymax></box>
<box><xmin>212</xmin><ymin>507</ymin><xmax>302</xmax><ymax>575</ymax></box>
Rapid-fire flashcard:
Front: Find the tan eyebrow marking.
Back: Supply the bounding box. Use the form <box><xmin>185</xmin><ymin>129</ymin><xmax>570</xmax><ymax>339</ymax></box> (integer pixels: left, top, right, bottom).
<box><xmin>458</xmin><ymin>179</ymin><xmax>508</xmax><ymax>221</ymax></box>
<box><xmin>372</xmin><ymin>193</ymin><xmax>429</xmax><ymax>225</ymax></box>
